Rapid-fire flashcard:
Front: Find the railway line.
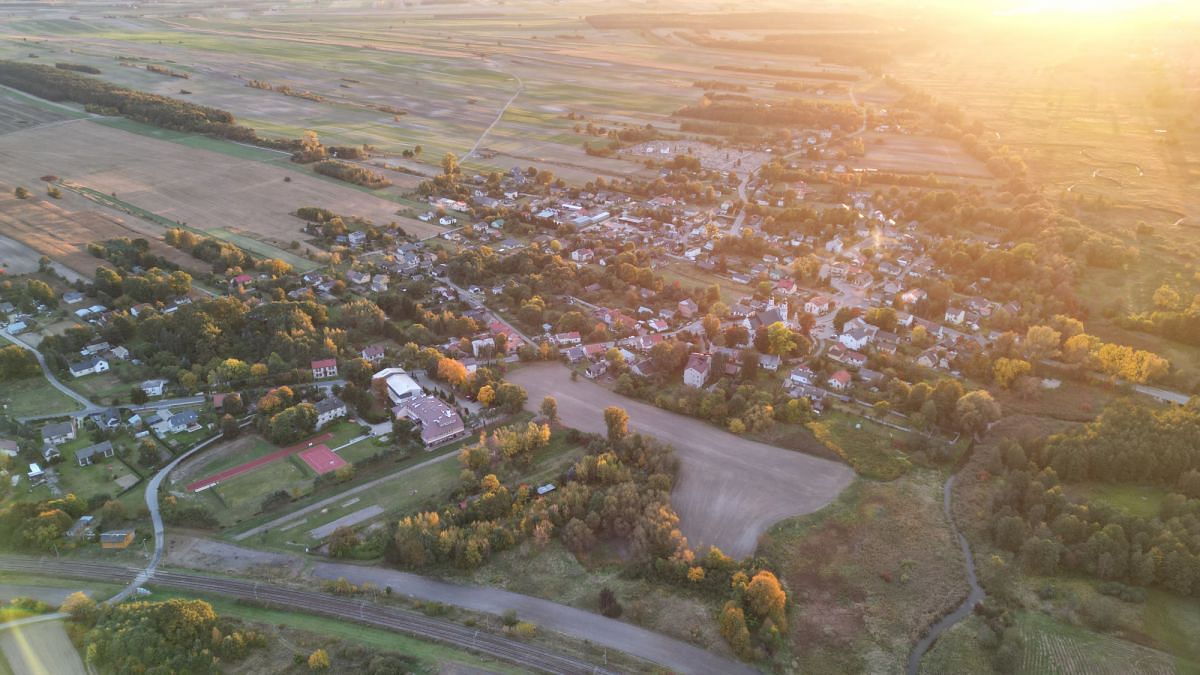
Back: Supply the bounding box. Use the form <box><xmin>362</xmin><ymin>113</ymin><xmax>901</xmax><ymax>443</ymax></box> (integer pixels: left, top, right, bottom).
<box><xmin>0</xmin><ymin>557</ymin><xmax>616</xmax><ymax>675</ymax></box>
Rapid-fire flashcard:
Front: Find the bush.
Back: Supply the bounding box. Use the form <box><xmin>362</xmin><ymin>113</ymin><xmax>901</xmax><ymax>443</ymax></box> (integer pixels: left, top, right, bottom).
<box><xmin>598</xmin><ymin>587</ymin><xmax>623</xmax><ymax>618</ymax></box>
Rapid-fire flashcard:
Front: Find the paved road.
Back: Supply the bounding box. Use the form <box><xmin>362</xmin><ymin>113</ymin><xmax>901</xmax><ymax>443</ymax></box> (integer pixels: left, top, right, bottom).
<box><xmin>507</xmin><ymin>362</ymin><xmax>855</xmax><ymax>557</ymax></box>
<box><xmin>15</xmin><ymin>394</ymin><xmax>208</xmax><ymax>423</ymax></box>
<box><xmin>0</xmin><ymin>329</ymin><xmax>93</xmax><ymax>411</ymax></box>
<box><xmin>0</xmin><ymin>557</ymin><xmax>617</xmax><ymax>675</ymax></box>
<box><xmin>314</xmin><ymin>562</ymin><xmax>754</xmax><ymax>675</ymax></box>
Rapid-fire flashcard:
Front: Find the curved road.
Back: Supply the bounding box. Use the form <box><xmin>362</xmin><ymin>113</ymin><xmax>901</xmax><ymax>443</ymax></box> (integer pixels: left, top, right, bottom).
<box><xmin>0</xmin><ymin>329</ymin><xmax>93</xmax><ymax>411</ymax></box>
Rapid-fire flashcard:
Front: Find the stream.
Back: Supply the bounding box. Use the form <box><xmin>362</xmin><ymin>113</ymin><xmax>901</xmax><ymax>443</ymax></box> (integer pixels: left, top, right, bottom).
<box><xmin>905</xmin><ymin>473</ymin><xmax>986</xmax><ymax>675</ymax></box>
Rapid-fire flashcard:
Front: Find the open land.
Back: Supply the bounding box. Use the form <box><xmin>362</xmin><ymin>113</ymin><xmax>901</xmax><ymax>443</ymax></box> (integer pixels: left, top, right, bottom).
<box><xmin>507</xmin><ymin>362</ymin><xmax>855</xmax><ymax>558</ymax></box>
<box><xmin>0</xmin><ymin>621</ymin><xmax>85</xmax><ymax>675</ymax></box>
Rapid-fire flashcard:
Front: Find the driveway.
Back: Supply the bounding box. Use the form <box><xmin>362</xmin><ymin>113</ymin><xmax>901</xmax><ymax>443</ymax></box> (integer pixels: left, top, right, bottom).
<box><xmin>507</xmin><ymin>363</ymin><xmax>855</xmax><ymax>557</ymax></box>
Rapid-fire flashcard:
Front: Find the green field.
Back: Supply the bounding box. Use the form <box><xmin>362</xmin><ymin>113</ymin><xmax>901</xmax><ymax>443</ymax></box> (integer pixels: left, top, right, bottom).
<box><xmin>0</xmin><ymin>376</ymin><xmax>82</xmax><ymax>418</ymax></box>
<box><xmin>1069</xmin><ymin>482</ymin><xmax>1166</xmax><ymax>519</ymax></box>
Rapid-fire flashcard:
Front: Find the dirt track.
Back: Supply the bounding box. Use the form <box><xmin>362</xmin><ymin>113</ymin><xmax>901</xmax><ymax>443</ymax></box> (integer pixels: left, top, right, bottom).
<box><xmin>506</xmin><ymin>363</ymin><xmax>855</xmax><ymax>557</ymax></box>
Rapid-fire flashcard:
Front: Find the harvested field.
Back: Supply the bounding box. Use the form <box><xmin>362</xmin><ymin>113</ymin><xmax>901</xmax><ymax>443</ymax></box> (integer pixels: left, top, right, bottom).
<box><xmin>852</xmin><ymin>133</ymin><xmax>991</xmax><ymax>177</ymax></box>
<box><xmin>0</xmin><ymin>119</ymin><xmax>443</xmax><ymax>264</ymax></box>
<box><xmin>0</xmin><ymin>90</ymin><xmax>73</xmax><ymax>134</ymax></box>
<box><xmin>0</xmin><ymin>181</ymin><xmax>205</xmax><ymax>278</ymax></box>
<box><xmin>506</xmin><ymin>362</ymin><xmax>855</xmax><ymax>558</ymax></box>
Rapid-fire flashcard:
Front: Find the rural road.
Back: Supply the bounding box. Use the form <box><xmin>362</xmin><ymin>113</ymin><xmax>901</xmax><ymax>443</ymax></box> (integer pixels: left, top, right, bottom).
<box><xmin>314</xmin><ymin>561</ymin><xmax>754</xmax><ymax>675</ymax></box>
<box><xmin>0</xmin><ymin>329</ymin><xmax>93</xmax><ymax>411</ymax></box>
<box><xmin>463</xmin><ymin>61</ymin><xmax>523</xmax><ymax>160</ymax></box>
<box><xmin>507</xmin><ymin>362</ymin><xmax>856</xmax><ymax>557</ymax></box>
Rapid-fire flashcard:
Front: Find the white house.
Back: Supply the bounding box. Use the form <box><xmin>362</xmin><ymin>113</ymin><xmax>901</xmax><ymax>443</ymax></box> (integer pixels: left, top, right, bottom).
<box><xmin>838</xmin><ymin>328</ymin><xmax>873</xmax><ymax>351</ymax></box>
<box><xmin>315</xmin><ymin>396</ymin><xmax>348</xmax><ymax>427</ymax></box>
<box><xmin>944</xmin><ymin>307</ymin><xmax>966</xmax><ymax>325</ymax></box>
<box><xmin>570</xmin><ymin>248</ymin><xmax>594</xmax><ymax>263</ymax></box>
<box><xmin>311</xmin><ymin>358</ymin><xmax>339</xmax><ymax>379</ymax></box>
<box><xmin>373</xmin><ymin>368</ymin><xmax>423</xmax><ymax>405</ymax></box>
<box><xmin>683</xmin><ymin>353</ymin><xmax>711</xmax><ymax>388</ymax></box>
<box><xmin>804</xmin><ymin>296</ymin><xmax>833</xmax><ymax>316</ymax></box>
<box><xmin>68</xmin><ymin>356</ymin><xmax>109</xmax><ymax>378</ymax></box>
<box><xmin>141</xmin><ymin>379</ymin><xmax>168</xmax><ymax>398</ymax></box>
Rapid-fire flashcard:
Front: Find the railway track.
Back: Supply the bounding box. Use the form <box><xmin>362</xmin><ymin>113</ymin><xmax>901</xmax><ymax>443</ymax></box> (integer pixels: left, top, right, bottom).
<box><xmin>0</xmin><ymin>557</ymin><xmax>614</xmax><ymax>675</ymax></box>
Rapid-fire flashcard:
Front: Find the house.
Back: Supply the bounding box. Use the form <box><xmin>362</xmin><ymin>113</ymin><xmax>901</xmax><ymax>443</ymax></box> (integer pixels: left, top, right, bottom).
<box><xmin>916</xmin><ymin>349</ymin><xmax>942</xmax><ymax>369</ymax></box>
<box><xmin>230</xmin><ymin>273</ymin><xmax>254</xmax><ymax>287</ymax></box>
<box><xmin>570</xmin><ymin>248</ymin><xmax>594</xmax><ymax>263</ymax></box>
<box><xmin>100</xmin><ymin>530</ymin><xmax>136</xmax><ymax>550</ymax></box>
<box><xmin>683</xmin><ymin>353</ymin><xmax>711</xmax><ymax>388</ymax></box>
<box><xmin>27</xmin><ymin>464</ymin><xmax>45</xmax><ymax>486</ymax></box>
<box><xmin>678</xmin><ymin>299</ymin><xmax>699</xmax><ymax>319</ymax></box>
<box><xmin>843</xmin><ymin>350</ymin><xmax>869</xmax><ymax>368</ymax></box>
<box><xmin>646</xmin><ymin>318</ymin><xmax>669</xmax><ymax>333</ymax></box>
<box><xmin>68</xmin><ymin>356</ymin><xmax>109</xmax><ymax>378</ymax></box>
<box><xmin>315</xmin><ymin>396</ymin><xmax>348</xmax><ymax>427</ymax></box>
<box><xmin>347</xmin><ymin>230</ymin><xmax>367</xmax><ymax>247</ymax></box>
<box><xmin>42</xmin><ymin>420</ymin><xmax>76</xmax><ymax>446</ymax></box>
<box><xmin>944</xmin><ymin>307</ymin><xmax>966</xmax><ymax>325</ymax></box>
<box><xmin>110</xmin><ymin>346</ymin><xmax>130</xmax><ymax>361</ymax></box>
<box><xmin>311</xmin><ymin>358</ymin><xmax>339</xmax><ymax>379</ymax></box>
<box><xmin>825</xmin><ymin>237</ymin><xmax>844</xmax><ymax>254</ymax></box>
<box><xmin>5</xmin><ymin>321</ymin><xmax>28</xmax><ymax>335</ymax></box>
<box><xmin>41</xmin><ymin>444</ymin><xmax>61</xmax><ymax>463</ymax></box>
<box><xmin>90</xmin><ymin>408</ymin><xmax>121</xmax><ymax>430</ymax></box>
<box><xmin>585</xmin><ymin>360</ymin><xmax>608</xmax><ymax>379</ymax></box>
<box><xmin>62</xmin><ymin>291</ymin><xmax>85</xmax><ymax>305</ymax></box>
<box><xmin>553</xmin><ymin>331</ymin><xmax>582</xmax><ymax>346</ymax></box>
<box><xmin>141</xmin><ymin>379</ymin><xmax>168</xmax><ymax>398</ymax></box>
<box><xmin>81</xmin><ymin>341</ymin><xmax>111</xmax><ymax>356</ymax></box>
<box><xmin>76</xmin><ymin>441</ymin><xmax>115</xmax><ymax>467</ymax></box>
<box><xmin>789</xmin><ymin>365</ymin><xmax>816</xmax><ymax>386</ymax></box>
<box><xmin>373</xmin><ymin>368</ymin><xmax>423</xmax><ymax>405</ymax></box>
<box><xmin>759</xmin><ymin>353</ymin><xmax>782</xmax><ymax>372</ymax></box>
<box><xmin>805</xmin><ymin>296</ymin><xmax>833</xmax><ymax>316</ymax></box>
<box><xmin>827</xmin><ymin>370</ymin><xmax>852</xmax><ymax>391</ymax></box>
<box><xmin>900</xmin><ymin>288</ymin><xmax>928</xmax><ymax>306</ymax></box>
<box><xmin>839</xmin><ymin>328</ymin><xmax>873</xmax><ymax>351</ymax></box>
<box><xmin>67</xmin><ymin>515</ymin><xmax>96</xmax><ymax>540</ymax></box>
<box><xmin>167</xmin><ymin>410</ymin><xmax>200</xmax><ymax>434</ymax></box>
<box><xmin>346</xmin><ymin>270</ymin><xmax>370</xmax><ymax>286</ymax></box>
<box><xmin>0</xmin><ymin>439</ymin><xmax>18</xmax><ymax>457</ymax></box>
<box><xmin>393</xmin><ymin>395</ymin><xmax>465</xmax><ymax>446</ymax></box>
<box><xmin>361</xmin><ymin>344</ymin><xmax>386</xmax><ymax>363</ymax></box>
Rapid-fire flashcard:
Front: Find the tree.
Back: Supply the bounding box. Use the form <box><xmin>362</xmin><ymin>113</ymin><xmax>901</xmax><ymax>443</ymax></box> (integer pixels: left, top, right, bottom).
<box><xmin>745</xmin><ymin>570</ymin><xmax>787</xmax><ymax>629</ymax></box>
<box><xmin>598</xmin><ymin>588</ymin><xmax>623</xmax><ymax>618</ymax></box>
<box><xmin>765</xmin><ymin>321</ymin><xmax>796</xmax><ymax>356</ymax></box>
<box><xmin>59</xmin><ymin>591</ymin><xmax>95</xmax><ymax>621</ymax></box>
<box><xmin>221</xmin><ymin>414</ymin><xmax>241</xmax><ymax>440</ymax></box>
<box><xmin>1153</xmin><ymin>284</ymin><xmax>1181</xmax><ymax>310</ymax></box>
<box><xmin>0</xmin><ymin>345</ymin><xmax>38</xmax><ymax>380</ymax></box>
<box><xmin>718</xmin><ymin>601</ymin><xmax>753</xmax><ymax>659</ymax></box>
<box><xmin>955</xmin><ymin>390</ymin><xmax>1001</xmax><ymax>437</ymax></box>
<box><xmin>992</xmin><ymin>358</ymin><xmax>1032</xmax><ymax>389</ymax></box>
<box><xmin>308</xmin><ymin>648</ymin><xmax>331</xmax><ymax>671</ymax></box>
<box><xmin>441</xmin><ymin>152</ymin><xmax>460</xmax><ymax>176</ymax></box>
<box><xmin>1023</xmin><ymin>325</ymin><xmax>1062</xmax><ymax>362</ymax></box>
<box><xmin>328</xmin><ymin>526</ymin><xmax>360</xmax><ymax>558</ymax></box>
<box><xmin>604</xmin><ymin>406</ymin><xmax>629</xmax><ymax>443</ymax></box>
<box><xmin>540</xmin><ymin>395</ymin><xmax>558</xmax><ymax>424</ymax></box>
<box><xmin>702</xmin><ymin>314</ymin><xmax>721</xmax><ymax>340</ymax></box>
<box><xmin>437</xmin><ymin>357</ymin><xmax>470</xmax><ymax>388</ymax></box>
<box><xmin>14</xmin><ymin>186</ymin><xmax>30</xmax><ymax>199</ymax></box>
<box><xmin>477</xmin><ymin>384</ymin><xmax>496</xmax><ymax>407</ymax></box>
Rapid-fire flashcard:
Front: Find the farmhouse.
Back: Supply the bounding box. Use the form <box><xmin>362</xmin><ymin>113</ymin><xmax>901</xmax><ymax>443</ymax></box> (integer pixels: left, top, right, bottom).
<box><xmin>311</xmin><ymin>358</ymin><xmax>339</xmax><ymax>379</ymax></box>
<box><xmin>393</xmin><ymin>395</ymin><xmax>465</xmax><ymax>446</ymax></box>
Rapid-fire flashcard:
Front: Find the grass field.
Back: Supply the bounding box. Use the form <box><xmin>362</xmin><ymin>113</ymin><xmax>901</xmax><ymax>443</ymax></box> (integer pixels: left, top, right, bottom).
<box><xmin>758</xmin><ymin>470</ymin><xmax>966</xmax><ymax>674</ymax></box>
<box><xmin>1067</xmin><ymin>482</ymin><xmax>1166</xmax><ymax>519</ymax></box>
<box><xmin>657</xmin><ymin>261</ymin><xmax>751</xmax><ymax>305</ymax></box>
<box><xmin>0</xmin><ymin>376</ymin><xmax>82</xmax><ymax>418</ymax></box>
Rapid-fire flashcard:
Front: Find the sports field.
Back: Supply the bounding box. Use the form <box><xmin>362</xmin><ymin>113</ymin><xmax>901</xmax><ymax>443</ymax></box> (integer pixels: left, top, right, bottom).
<box><xmin>188</xmin><ymin>432</ymin><xmax>333</xmax><ymax>492</ymax></box>
<box><xmin>298</xmin><ymin>444</ymin><xmax>347</xmax><ymax>476</ymax></box>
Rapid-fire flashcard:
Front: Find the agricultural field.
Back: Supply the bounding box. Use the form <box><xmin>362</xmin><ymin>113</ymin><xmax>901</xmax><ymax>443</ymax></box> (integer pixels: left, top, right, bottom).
<box><xmin>0</xmin><ymin>117</ymin><xmax>439</xmax><ymax>272</ymax></box>
<box><xmin>850</xmin><ymin>133</ymin><xmax>991</xmax><ymax>178</ymax></box>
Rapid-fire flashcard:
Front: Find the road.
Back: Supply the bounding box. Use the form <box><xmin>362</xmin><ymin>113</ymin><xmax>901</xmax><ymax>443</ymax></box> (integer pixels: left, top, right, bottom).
<box><xmin>443</xmin><ymin>278</ymin><xmax>536</xmax><ymax>347</ymax></box>
<box><xmin>0</xmin><ymin>557</ymin><xmax>620</xmax><ymax>675</ymax></box>
<box><xmin>0</xmin><ymin>329</ymin><xmax>93</xmax><ymax>411</ymax></box>
<box><xmin>15</xmin><ymin>395</ymin><xmax>208</xmax><ymax>423</ymax></box>
<box><xmin>314</xmin><ymin>561</ymin><xmax>754</xmax><ymax>675</ymax></box>
<box><xmin>507</xmin><ymin>362</ymin><xmax>855</xmax><ymax>557</ymax></box>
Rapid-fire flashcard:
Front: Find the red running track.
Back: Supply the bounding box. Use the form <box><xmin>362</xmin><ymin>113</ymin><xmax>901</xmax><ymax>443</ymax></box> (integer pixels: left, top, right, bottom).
<box><xmin>187</xmin><ymin>432</ymin><xmax>333</xmax><ymax>492</ymax></box>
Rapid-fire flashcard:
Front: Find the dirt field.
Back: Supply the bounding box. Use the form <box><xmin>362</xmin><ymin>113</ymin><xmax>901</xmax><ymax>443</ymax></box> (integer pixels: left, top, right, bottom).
<box><xmin>506</xmin><ymin>363</ymin><xmax>855</xmax><ymax>558</ymax></box>
<box><xmin>0</xmin><ymin>94</ymin><xmax>73</xmax><ymax>135</ymax></box>
<box><xmin>0</xmin><ymin>620</ymin><xmax>86</xmax><ymax>675</ymax></box>
<box><xmin>852</xmin><ymin>133</ymin><xmax>991</xmax><ymax>178</ymax></box>
<box><xmin>164</xmin><ymin>534</ymin><xmax>303</xmax><ymax>578</ymax></box>
<box><xmin>0</xmin><ymin>182</ymin><xmax>204</xmax><ymax>279</ymax></box>
<box><xmin>0</xmin><ymin>119</ymin><xmax>442</xmax><ymax>259</ymax></box>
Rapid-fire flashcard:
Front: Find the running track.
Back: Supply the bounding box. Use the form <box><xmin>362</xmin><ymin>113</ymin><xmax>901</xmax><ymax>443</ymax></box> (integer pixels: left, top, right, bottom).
<box><xmin>187</xmin><ymin>432</ymin><xmax>333</xmax><ymax>492</ymax></box>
